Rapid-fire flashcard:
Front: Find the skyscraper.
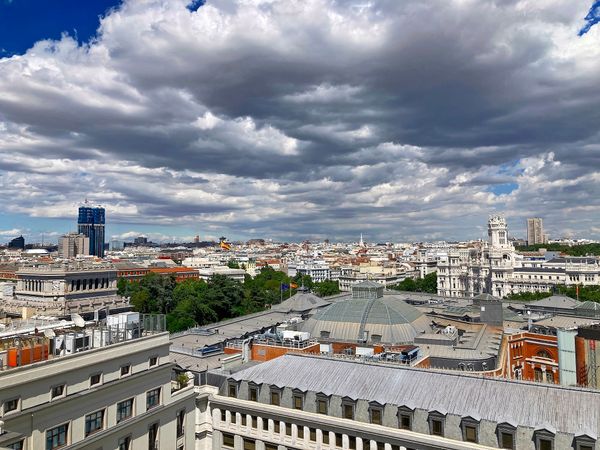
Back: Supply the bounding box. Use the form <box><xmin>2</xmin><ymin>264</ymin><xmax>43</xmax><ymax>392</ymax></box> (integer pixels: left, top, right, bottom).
<box><xmin>527</xmin><ymin>217</ymin><xmax>546</xmax><ymax>245</ymax></box>
<box><xmin>7</xmin><ymin>235</ymin><xmax>25</xmax><ymax>250</ymax></box>
<box><xmin>77</xmin><ymin>203</ymin><xmax>105</xmax><ymax>257</ymax></box>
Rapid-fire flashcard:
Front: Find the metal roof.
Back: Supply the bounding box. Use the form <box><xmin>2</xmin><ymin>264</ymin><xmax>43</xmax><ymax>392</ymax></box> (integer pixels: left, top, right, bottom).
<box><xmin>301</xmin><ymin>295</ymin><xmax>432</xmax><ymax>344</ymax></box>
<box><xmin>528</xmin><ymin>295</ymin><xmax>579</xmax><ymax>309</ymax></box>
<box><xmin>272</xmin><ymin>291</ymin><xmax>331</xmax><ymax>313</ymax></box>
<box><xmin>229</xmin><ymin>354</ymin><xmax>600</xmax><ymax>437</ymax></box>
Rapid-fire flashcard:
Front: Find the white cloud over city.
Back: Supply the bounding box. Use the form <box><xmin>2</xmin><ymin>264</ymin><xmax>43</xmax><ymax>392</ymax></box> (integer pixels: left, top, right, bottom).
<box><xmin>0</xmin><ymin>0</ymin><xmax>599</xmax><ymax>242</ymax></box>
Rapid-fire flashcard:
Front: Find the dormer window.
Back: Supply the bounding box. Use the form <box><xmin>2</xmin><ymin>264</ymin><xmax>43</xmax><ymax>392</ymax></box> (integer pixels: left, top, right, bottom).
<box><xmin>497</xmin><ymin>422</ymin><xmax>516</xmax><ymax>449</ymax></box>
<box><xmin>341</xmin><ymin>397</ymin><xmax>355</xmax><ymax>420</ymax></box>
<box><xmin>534</xmin><ymin>428</ymin><xmax>554</xmax><ymax>450</ymax></box>
<box><xmin>369</xmin><ymin>402</ymin><xmax>383</xmax><ymax>425</ymax></box>
<box><xmin>269</xmin><ymin>387</ymin><xmax>281</xmax><ymax>406</ymax></box>
<box><xmin>428</xmin><ymin>411</ymin><xmax>446</xmax><ymax>437</ymax></box>
<box><xmin>461</xmin><ymin>416</ymin><xmax>479</xmax><ymax>443</ymax></box>
<box><xmin>574</xmin><ymin>434</ymin><xmax>596</xmax><ymax>450</ymax></box>
<box><xmin>248</xmin><ymin>383</ymin><xmax>259</xmax><ymax>402</ymax></box>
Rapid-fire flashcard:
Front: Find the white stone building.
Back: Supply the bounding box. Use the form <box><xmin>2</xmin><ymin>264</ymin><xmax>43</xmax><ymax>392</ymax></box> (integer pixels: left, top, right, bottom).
<box><xmin>0</xmin><ymin>321</ymin><xmax>196</xmax><ymax>450</ymax></box>
<box><xmin>437</xmin><ymin>216</ymin><xmax>600</xmax><ymax>298</ymax></box>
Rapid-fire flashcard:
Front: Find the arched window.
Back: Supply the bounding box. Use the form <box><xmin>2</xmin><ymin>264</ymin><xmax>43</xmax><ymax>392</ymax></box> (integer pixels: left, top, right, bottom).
<box><xmin>537</xmin><ymin>349</ymin><xmax>552</xmax><ymax>359</ymax></box>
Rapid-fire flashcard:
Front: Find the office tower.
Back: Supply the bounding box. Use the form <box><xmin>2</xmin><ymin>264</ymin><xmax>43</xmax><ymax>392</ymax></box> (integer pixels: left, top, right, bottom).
<box><xmin>7</xmin><ymin>235</ymin><xmax>25</xmax><ymax>250</ymax></box>
<box><xmin>527</xmin><ymin>217</ymin><xmax>546</xmax><ymax>245</ymax></box>
<box><xmin>134</xmin><ymin>236</ymin><xmax>148</xmax><ymax>246</ymax></box>
<box><xmin>58</xmin><ymin>232</ymin><xmax>90</xmax><ymax>258</ymax></box>
<box><xmin>78</xmin><ymin>204</ymin><xmax>106</xmax><ymax>257</ymax></box>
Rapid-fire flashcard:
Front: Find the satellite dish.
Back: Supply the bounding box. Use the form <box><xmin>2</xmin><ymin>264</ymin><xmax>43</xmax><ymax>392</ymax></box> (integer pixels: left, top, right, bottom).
<box><xmin>44</xmin><ymin>329</ymin><xmax>56</xmax><ymax>338</ymax></box>
<box><xmin>71</xmin><ymin>313</ymin><xmax>86</xmax><ymax>327</ymax></box>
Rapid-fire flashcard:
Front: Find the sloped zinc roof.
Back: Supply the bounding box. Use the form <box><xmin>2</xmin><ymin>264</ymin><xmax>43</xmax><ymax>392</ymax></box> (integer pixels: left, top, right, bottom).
<box><xmin>528</xmin><ymin>295</ymin><xmax>579</xmax><ymax>309</ymax></box>
<box><xmin>272</xmin><ymin>291</ymin><xmax>331</xmax><ymax>313</ymax></box>
<box><xmin>301</xmin><ymin>296</ymin><xmax>432</xmax><ymax>344</ymax></box>
<box><xmin>229</xmin><ymin>354</ymin><xmax>600</xmax><ymax>437</ymax></box>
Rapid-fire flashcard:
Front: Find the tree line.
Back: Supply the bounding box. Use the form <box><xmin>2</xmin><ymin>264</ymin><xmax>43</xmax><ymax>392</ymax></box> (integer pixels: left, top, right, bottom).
<box><xmin>118</xmin><ymin>266</ymin><xmax>340</xmax><ymax>332</ymax></box>
<box><xmin>515</xmin><ymin>242</ymin><xmax>600</xmax><ymax>256</ymax></box>
<box><xmin>390</xmin><ymin>272</ymin><xmax>437</xmax><ymax>293</ymax></box>
<box><xmin>506</xmin><ymin>284</ymin><xmax>600</xmax><ymax>303</ymax></box>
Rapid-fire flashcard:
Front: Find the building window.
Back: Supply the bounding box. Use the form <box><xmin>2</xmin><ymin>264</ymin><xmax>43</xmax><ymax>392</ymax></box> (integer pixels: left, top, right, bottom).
<box><xmin>316</xmin><ymin>394</ymin><xmax>329</xmax><ymax>415</ymax></box>
<box><xmin>342</xmin><ymin>398</ymin><xmax>355</xmax><ymax>420</ymax></box>
<box><xmin>3</xmin><ymin>397</ymin><xmax>20</xmax><ymax>414</ymax></box>
<box><xmin>222</xmin><ymin>433</ymin><xmax>235</xmax><ymax>448</ymax></box>
<box><xmin>274</xmin><ymin>421</ymin><xmax>280</xmax><ymax>433</ymax></box>
<box><xmin>461</xmin><ymin>417</ymin><xmax>479</xmax><ymax>443</ymax></box>
<box><xmin>292</xmin><ymin>390</ymin><xmax>304</xmax><ymax>410</ymax></box>
<box><xmin>286</xmin><ymin>423</ymin><xmax>292</xmax><ymax>436</ymax></box>
<box><xmin>369</xmin><ymin>402</ymin><xmax>383</xmax><ymax>425</ymax></box>
<box><xmin>117</xmin><ymin>398</ymin><xmax>134</xmax><ymax>423</ymax></box>
<box><xmin>6</xmin><ymin>440</ymin><xmax>24</xmax><ymax>450</ymax></box>
<box><xmin>146</xmin><ymin>388</ymin><xmax>161</xmax><ymax>410</ymax></box>
<box><xmin>310</xmin><ymin>428</ymin><xmax>317</xmax><ymax>441</ymax></box>
<box><xmin>270</xmin><ymin>389</ymin><xmax>281</xmax><ymax>406</ymax></box>
<box><xmin>265</xmin><ymin>445</ymin><xmax>278</xmax><ymax>450</ymax></box>
<box><xmin>574</xmin><ymin>435</ymin><xmax>596</xmax><ymax>450</ymax></box>
<box><xmin>243</xmin><ymin>439</ymin><xmax>256</xmax><ymax>450</ymax></box>
<box><xmin>297</xmin><ymin>425</ymin><xmax>304</xmax><ymax>439</ymax></box>
<box><xmin>251</xmin><ymin>416</ymin><xmax>258</xmax><ymax>429</ymax></box>
<box><xmin>85</xmin><ymin>410</ymin><xmax>105</xmax><ymax>436</ymax></box>
<box><xmin>428</xmin><ymin>412</ymin><xmax>445</xmax><ymax>437</ymax></box>
<box><xmin>534</xmin><ymin>429</ymin><xmax>555</xmax><ymax>450</ymax></box>
<box><xmin>90</xmin><ymin>373</ymin><xmax>102</xmax><ymax>387</ymax></box>
<box><xmin>398</xmin><ymin>407</ymin><xmax>413</xmax><ymax>430</ymax></box>
<box><xmin>121</xmin><ymin>364</ymin><xmax>131</xmax><ymax>377</ymax></box>
<box><xmin>335</xmin><ymin>434</ymin><xmax>343</xmax><ymax>447</ymax></box>
<box><xmin>248</xmin><ymin>385</ymin><xmax>259</xmax><ymax>402</ymax></box>
<box><xmin>241</xmin><ymin>415</ymin><xmax>247</xmax><ymax>427</ymax></box>
<box><xmin>51</xmin><ymin>384</ymin><xmax>66</xmax><ymax>400</ymax></box>
<box><xmin>176</xmin><ymin>409</ymin><xmax>186</xmax><ymax>438</ymax></box>
<box><xmin>46</xmin><ymin>423</ymin><xmax>69</xmax><ymax>450</ymax></box>
<box><xmin>118</xmin><ymin>436</ymin><xmax>131</xmax><ymax>450</ymax></box>
<box><xmin>228</xmin><ymin>383</ymin><xmax>237</xmax><ymax>398</ymax></box>
<box><xmin>149</xmin><ymin>356</ymin><xmax>159</xmax><ymax>367</ymax></box>
<box><xmin>497</xmin><ymin>423</ymin><xmax>516</xmax><ymax>449</ymax></box>
<box><xmin>148</xmin><ymin>422</ymin><xmax>159</xmax><ymax>450</ymax></box>
<box><xmin>534</xmin><ymin>368</ymin><xmax>544</xmax><ymax>382</ymax></box>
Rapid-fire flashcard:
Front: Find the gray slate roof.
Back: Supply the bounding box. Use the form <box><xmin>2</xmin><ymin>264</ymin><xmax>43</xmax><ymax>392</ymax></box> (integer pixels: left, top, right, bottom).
<box><xmin>272</xmin><ymin>291</ymin><xmax>331</xmax><ymax>313</ymax></box>
<box><xmin>528</xmin><ymin>295</ymin><xmax>579</xmax><ymax>309</ymax></box>
<box><xmin>301</xmin><ymin>295</ymin><xmax>432</xmax><ymax>344</ymax></box>
<box><xmin>229</xmin><ymin>354</ymin><xmax>600</xmax><ymax>437</ymax></box>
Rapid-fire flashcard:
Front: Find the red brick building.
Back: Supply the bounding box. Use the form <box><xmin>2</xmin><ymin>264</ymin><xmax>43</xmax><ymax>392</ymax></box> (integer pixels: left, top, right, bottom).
<box><xmin>148</xmin><ymin>266</ymin><xmax>199</xmax><ymax>283</ymax></box>
<box><xmin>506</xmin><ymin>331</ymin><xmax>559</xmax><ymax>383</ymax></box>
<box><xmin>112</xmin><ymin>261</ymin><xmax>150</xmax><ymax>282</ymax></box>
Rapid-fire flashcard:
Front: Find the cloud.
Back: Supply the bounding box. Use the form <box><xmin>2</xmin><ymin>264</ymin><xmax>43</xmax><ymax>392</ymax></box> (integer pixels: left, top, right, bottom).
<box><xmin>0</xmin><ymin>0</ymin><xmax>599</xmax><ymax>241</ymax></box>
<box><xmin>0</xmin><ymin>228</ymin><xmax>22</xmax><ymax>237</ymax></box>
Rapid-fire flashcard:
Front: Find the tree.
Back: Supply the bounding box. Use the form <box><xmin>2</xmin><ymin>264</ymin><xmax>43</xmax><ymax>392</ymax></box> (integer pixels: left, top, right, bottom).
<box><xmin>227</xmin><ymin>260</ymin><xmax>240</xmax><ymax>269</ymax></box>
<box><xmin>314</xmin><ymin>280</ymin><xmax>341</xmax><ymax>297</ymax></box>
<box><xmin>117</xmin><ymin>277</ymin><xmax>128</xmax><ymax>296</ymax></box>
<box><xmin>391</xmin><ymin>272</ymin><xmax>437</xmax><ymax>293</ymax></box>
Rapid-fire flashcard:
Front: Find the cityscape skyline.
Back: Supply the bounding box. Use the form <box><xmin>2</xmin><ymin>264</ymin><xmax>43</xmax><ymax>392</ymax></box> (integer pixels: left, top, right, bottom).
<box><xmin>1</xmin><ymin>1</ymin><xmax>600</xmax><ymax>243</ymax></box>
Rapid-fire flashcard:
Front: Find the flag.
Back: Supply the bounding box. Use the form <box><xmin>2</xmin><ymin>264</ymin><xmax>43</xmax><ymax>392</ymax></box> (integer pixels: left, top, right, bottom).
<box><xmin>280</xmin><ymin>283</ymin><xmax>289</xmax><ymax>292</ymax></box>
<box><xmin>220</xmin><ymin>241</ymin><xmax>231</xmax><ymax>251</ymax></box>
<box><xmin>290</xmin><ymin>282</ymin><xmax>298</xmax><ymax>289</ymax></box>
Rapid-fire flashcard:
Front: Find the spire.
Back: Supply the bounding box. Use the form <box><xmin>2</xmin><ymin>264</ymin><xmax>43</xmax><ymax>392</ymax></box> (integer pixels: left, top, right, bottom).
<box><xmin>359</xmin><ymin>233</ymin><xmax>364</xmax><ymax>247</ymax></box>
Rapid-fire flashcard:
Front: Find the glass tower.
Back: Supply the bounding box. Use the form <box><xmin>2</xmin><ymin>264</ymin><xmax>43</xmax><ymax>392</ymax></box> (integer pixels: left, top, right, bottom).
<box><xmin>77</xmin><ymin>205</ymin><xmax>105</xmax><ymax>257</ymax></box>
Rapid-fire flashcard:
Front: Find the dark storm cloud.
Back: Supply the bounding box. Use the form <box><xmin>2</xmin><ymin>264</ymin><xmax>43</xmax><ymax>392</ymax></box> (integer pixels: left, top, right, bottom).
<box><xmin>0</xmin><ymin>0</ymin><xmax>599</xmax><ymax>241</ymax></box>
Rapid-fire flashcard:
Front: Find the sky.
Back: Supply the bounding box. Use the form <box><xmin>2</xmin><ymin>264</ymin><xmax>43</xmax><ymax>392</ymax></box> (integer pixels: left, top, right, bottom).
<box><xmin>0</xmin><ymin>0</ymin><xmax>599</xmax><ymax>244</ymax></box>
